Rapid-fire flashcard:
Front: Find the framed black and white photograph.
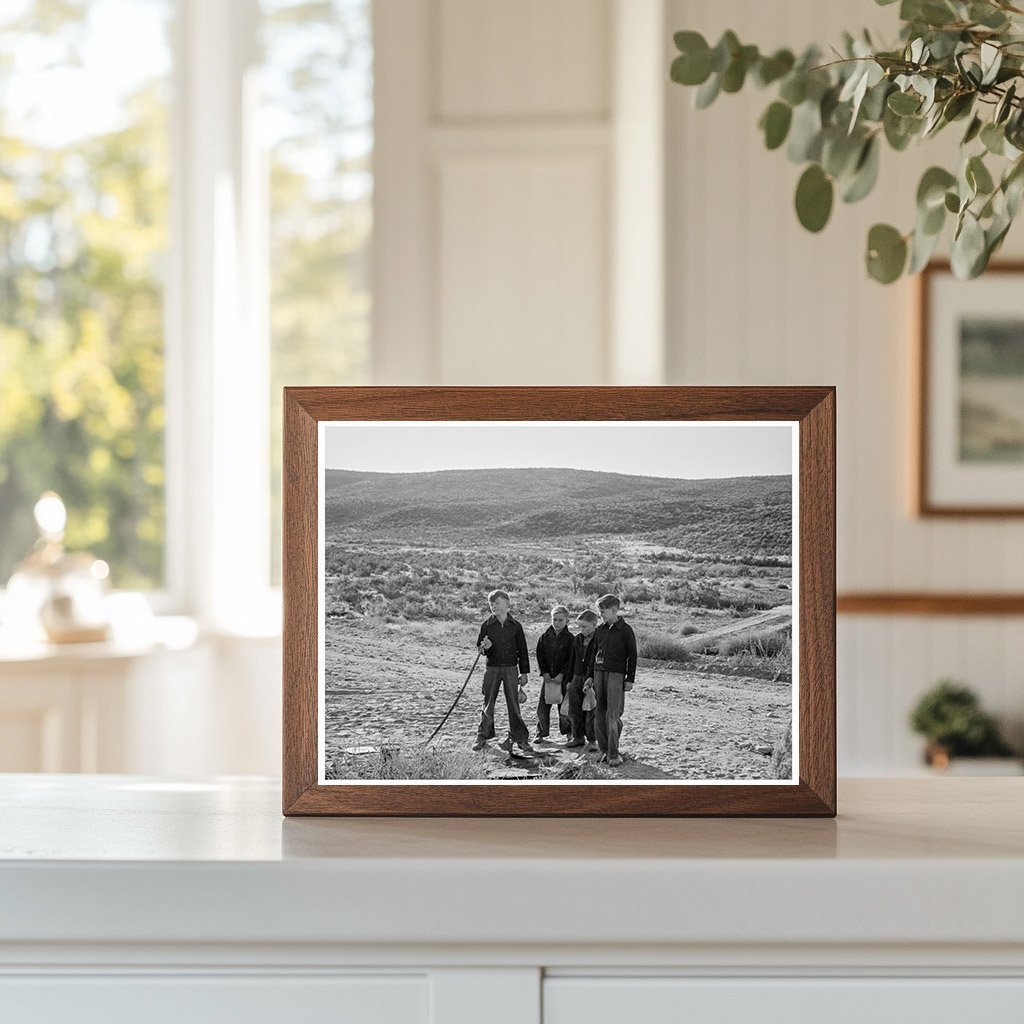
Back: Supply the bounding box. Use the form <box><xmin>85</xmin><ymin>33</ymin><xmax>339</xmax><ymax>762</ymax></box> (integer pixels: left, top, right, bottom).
<box><xmin>283</xmin><ymin>387</ymin><xmax>835</xmax><ymax>816</ymax></box>
<box><xmin>918</xmin><ymin>261</ymin><xmax>1024</xmax><ymax>517</ymax></box>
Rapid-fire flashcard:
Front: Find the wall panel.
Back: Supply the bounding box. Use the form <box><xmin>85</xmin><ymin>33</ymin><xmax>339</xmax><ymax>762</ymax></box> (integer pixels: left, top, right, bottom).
<box><xmin>436</xmin><ymin>149</ymin><xmax>608</xmax><ymax>384</ymax></box>
<box><xmin>438</xmin><ymin>0</ymin><xmax>611</xmax><ymax>120</ymax></box>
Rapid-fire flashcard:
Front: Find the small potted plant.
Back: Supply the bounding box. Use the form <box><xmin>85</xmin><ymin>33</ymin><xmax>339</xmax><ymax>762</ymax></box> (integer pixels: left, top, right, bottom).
<box><xmin>910</xmin><ymin>680</ymin><xmax>1020</xmax><ymax>773</ymax></box>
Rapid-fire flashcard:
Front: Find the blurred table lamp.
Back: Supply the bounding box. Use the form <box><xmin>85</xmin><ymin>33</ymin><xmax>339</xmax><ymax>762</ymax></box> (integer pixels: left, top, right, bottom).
<box><xmin>5</xmin><ymin>492</ymin><xmax>111</xmax><ymax>644</ymax></box>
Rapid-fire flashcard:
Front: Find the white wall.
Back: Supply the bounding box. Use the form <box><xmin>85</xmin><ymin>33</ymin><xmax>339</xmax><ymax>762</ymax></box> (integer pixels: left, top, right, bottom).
<box><xmin>664</xmin><ymin>0</ymin><xmax>1024</xmax><ymax>772</ymax></box>
<box><xmin>204</xmin><ymin>0</ymin><xmax>1022</xmax><ymax>779</ymax></box>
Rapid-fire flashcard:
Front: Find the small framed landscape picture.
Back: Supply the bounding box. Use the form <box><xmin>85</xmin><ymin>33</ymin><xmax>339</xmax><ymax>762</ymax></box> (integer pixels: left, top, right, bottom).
<box><xmin>918</xmin><ymin>261</ymin><xmax>1024</xmax><ymax>516</ymax></box>
<box><xmin>282</xmin><ymin>387</ymin><xmax>836</xmax><ymax>817</ymax></box>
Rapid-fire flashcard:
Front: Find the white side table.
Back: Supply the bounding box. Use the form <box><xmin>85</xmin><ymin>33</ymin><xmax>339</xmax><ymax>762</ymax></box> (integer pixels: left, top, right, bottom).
<box><xmin>0</xmin><ymin>619</ymin><xmax>203</xmax><ymax>772</ymax></box>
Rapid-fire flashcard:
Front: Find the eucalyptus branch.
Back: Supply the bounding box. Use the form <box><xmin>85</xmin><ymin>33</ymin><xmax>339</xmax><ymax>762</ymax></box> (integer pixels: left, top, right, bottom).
<box><xmin>670</xmin><ymin>0</ymin><xmax>1024</xmax><ymax>283</ymax></box>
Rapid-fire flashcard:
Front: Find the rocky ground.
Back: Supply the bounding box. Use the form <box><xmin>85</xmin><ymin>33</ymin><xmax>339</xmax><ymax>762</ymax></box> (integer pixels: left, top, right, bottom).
<box><xmin>324</xmin><ymin>618</ymin><xmax>792</xmax><ymax>781</ymax></box>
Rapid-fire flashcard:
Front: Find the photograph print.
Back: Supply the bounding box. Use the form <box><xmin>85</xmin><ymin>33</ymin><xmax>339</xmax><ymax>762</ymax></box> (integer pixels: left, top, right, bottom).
<box><xmin>919</xmin><ymin>261</ymin><xmax>1024</xmax><ymax>515</ymax></box>
<box><xmin>318</xmin><ymin>419</ymin><xmax>798</xmax><ymax>786</ymax></box>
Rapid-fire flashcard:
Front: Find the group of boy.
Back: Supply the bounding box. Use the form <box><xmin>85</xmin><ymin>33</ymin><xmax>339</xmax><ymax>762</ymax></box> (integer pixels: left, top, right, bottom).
<box><xmin>473</xmin><ymin>589</ymin><xmax>637</xmax><ymax>769</ymax></box>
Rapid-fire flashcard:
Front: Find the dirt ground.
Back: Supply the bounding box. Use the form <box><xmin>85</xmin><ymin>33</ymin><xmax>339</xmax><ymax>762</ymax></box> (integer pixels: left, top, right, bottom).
<box><xmin>324</xmin><ymin>617</ymin><xmax>792</xmax><ymax>781</ymax></box>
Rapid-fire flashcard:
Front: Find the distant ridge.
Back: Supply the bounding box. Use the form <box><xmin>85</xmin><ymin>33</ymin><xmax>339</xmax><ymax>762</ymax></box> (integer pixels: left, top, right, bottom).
<box><xmin>325</xmin><ymin>467</ymin><xmax>791</xmax><ymax>557</ymax></box>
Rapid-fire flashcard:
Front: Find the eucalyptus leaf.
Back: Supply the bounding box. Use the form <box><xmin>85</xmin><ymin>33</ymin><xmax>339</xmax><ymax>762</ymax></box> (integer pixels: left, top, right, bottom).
<box><xmin>710</xmin><ymin>31</ymin><xmax>740</xmax><ymax>73</ymax></box>
<box><xmin>721</xmin><ymin>44</ymin><xmax>759</xmax><ymax>93</ymax></box>
<box><xmin>962</xmin><ymin>115</ymin><xmax>983</xmax><ymax>145</ymax></box>
<box><xmin>967</xmin><ymin>154</ymin><xmax>995</xmax><ymax>195</ymax></box>
<box><xmin>904</xmin><ymin>0</ymin><xmax>958</xmax><ymax>28</ymax></box>
<box><xmin>760</xmin><ymin>101</ymin><xmax>793</xmax><ymax>150</ymax></box>
<box><xmin>1003</xmin><ymin>158</ymin><xmax>1024</xmax><ymax>214</ymax></box>
<box><xmin>822</xmin><ymin>128</ymin><xmax>864</xmax><ymax>178</ymax></box>
<box><xmin>913</xmin><ymin>75</ymin><xmax>937</xmax><ymax>111</ymax></box>
<box><xmin>1006</xmin><ymin>173</ymin><xmax>1024</xmax><ymax>218</ymax></box>
<box><xmin>980</xmin><ymin>41</ymin><xmax>1002</xmax><ymax>86</ymax></box>
<box><xmin>917</xmin><ymin>166</ymin><xmax>957</xmax><ymax>210</ymax></box>
<box><xmin>981</xmin><ymin>121</ymin><xmax>1006</xmax><ymax>155</ymax></box>
<box><xmin>779</xmin><ymin>73</ymin><xmax>807</xmax><ymax>106</ymax></box>
<box><xmin>671</xmin><ymin>47</ymin><xmax>712</xmax><ymax>87</ymax></box>
<box><xmin>866</xmin><ymin>223</ymin><xmax>908</xmax><ymax>283</ymax></box>
<box><xmin>754</xmin><ymin>49</ymin><xmax>795</xmax><ymax>87</ymax></box>
<box><xmin>927</xmin><ymin>30</ymin><xmax>963</xmax><ymax>60</ymax></box>
<box><xmin>958</xmin><ymin>158</ymin><xmax>978</xmax><ymax>207</ymax></box>
<box><xmin>970</xmin><ymin>2</ymin><xmax>1009</xmax><ymax>29</ymax></box>
<box><xmin>861</xmin><ymin>79</ymin><xmax>892</xmax><ymax>122</ymax></box>
<box><xmin>795</xmin><ymin>164</ymin><xmax>834</xmax><ymax>232</ymax></box>
<box><xmin>951</xmin><ymin>212</ymin><xmax>987</xmax><ymax>278</ymax></box>
<box><xmin>908</xmin><ymin>221</ymin><xmax>943</xmax><ymax>273</ymax></box>
<box><xmin>842</xmin><ymin>137</ymin><xmax>880</xmax><ymax>203</ymax></box>
<box><xmin>694</xmin><ymin>73</ymin><xmax>721</xmax><ymax>109</ymax></box>
<box><xmin>942</xmin><ymin>91</ymin><xmax>974</xmax><ymax>122</ymax></box>
<box><xmin>920</xmin><ymin>199</ymin><xmax>946</xmax><ymax>235</ymax></box>
<box><xmin>888</xmin><ymin>90</ymin><xmax>921</xmax><ymax>115</ymax></box>
<box><xmin>987</xmin><ymin>212</ymin><xmax>1013</xmax><ymax>260</ymax></box>
<box><xmin>995</xmin><ymin>82</ymin><xmax>1017</xmax><ymax>124</ymax></box>
<box><xmin>674</xmin><ymin>29</ymin><xmax>708</xmax><ymax>53</ymax></box>
<box><xmin>819</xmin><ymin>85</ymin><xmax>841</xmax><ymax>126</ymax></box>
<box><xmin>787</xmin><ymin>100</ymin><xmax>823</xmax><ymax>162</ymax></box>
<box><xmin>884</xmin><ymin>106</ymin><xmax>922</xmax><ymax>150</ymax></box>
<box><xmin>921</xmin><ymin>102</ymin><xmax>942</xmax><ymax>138</ymax></box>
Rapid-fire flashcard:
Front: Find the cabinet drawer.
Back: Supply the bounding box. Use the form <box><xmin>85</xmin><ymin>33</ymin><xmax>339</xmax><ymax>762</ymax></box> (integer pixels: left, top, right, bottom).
<box><xmin>0</xmin><ymin>974</ymin><xmax>427</xmax><ymax>1024</ymax></box>
<box><xmin>544</xmin><ymin>977</ymin><xmax>1024</xmax><ymax>1024</ymax></box>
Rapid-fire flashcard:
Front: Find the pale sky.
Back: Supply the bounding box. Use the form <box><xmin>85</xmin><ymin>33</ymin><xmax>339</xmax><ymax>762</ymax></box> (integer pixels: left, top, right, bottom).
<box><xmin>323</xmin><ymin>421</ymin><xmax>794</xmax><ymax>480</ymax></box>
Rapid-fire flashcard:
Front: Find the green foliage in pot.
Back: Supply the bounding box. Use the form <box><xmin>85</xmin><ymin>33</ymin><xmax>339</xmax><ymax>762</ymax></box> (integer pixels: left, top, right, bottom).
<box><xmin>670</xmin><ymin>0</ymin><xmax>1024</xmax><ymax>283</ymax></box>
<box><xmin>909</xmin><ymin>679</ymin><xmax>1015</xmax><ymax>756</ymax></box>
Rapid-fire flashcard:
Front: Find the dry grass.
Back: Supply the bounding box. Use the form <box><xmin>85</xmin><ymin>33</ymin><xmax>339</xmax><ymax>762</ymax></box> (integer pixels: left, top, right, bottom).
<box><xmin>720</xmin><ymin>629</ymin><xmax>789</xmax><ymax>657</ymax></box>
<box><xmin>716</xmin><ymin>629</ymin><xmax>792</xmax><ymax>677</ymax></box>
<box><xmin>638</xmin><ymin>632</ymin><xmax>692</xmax><ymax>663</ymax></box>
<box><xmin>327</xmin><ymin>744</ymin><xmax>483</xmax><ymax>781</ymax></box>
<box><xmin>551</xmin><ymin>758</ymin><xmax>617</xmax><ymax>781</ymax></box>
<box><xmin>767</xmin><ymin>717</ymin><xmax>793</xmax><ymax>780</ymax></box>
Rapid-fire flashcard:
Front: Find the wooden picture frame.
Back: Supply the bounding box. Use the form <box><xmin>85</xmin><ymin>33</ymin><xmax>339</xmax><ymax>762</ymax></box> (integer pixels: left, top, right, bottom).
<box><xmin>283</xmin><ymin>387</ymin><xmax>836</xmax><ymax>817</ymax></box>
<box><xmin>916</xmin><ymin>260</ymin><xmax>1024</xmax><ymax>517</ymax></box>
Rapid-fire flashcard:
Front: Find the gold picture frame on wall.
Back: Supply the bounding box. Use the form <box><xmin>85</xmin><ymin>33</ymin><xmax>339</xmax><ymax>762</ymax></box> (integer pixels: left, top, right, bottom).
<box><xmin>917</xmin><ymin>260</ymin><xmax>1024</xmax><ymax>517</ymax></box>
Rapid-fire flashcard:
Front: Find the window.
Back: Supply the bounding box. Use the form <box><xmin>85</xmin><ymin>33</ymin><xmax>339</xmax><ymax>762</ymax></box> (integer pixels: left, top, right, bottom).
<box><xmin>0</xmin><ymin>0</ymin><xmax>173</xmax><ymax>589</ymax></box>
<box><xmin>0</xmin><ymin>0</ymin><xmax>373</xmax><ymax>616</ymax></box>
<box><xmin>260</xmin><ymin>0</ymin><xmax>372</xmax><ymax>582</ymax></box>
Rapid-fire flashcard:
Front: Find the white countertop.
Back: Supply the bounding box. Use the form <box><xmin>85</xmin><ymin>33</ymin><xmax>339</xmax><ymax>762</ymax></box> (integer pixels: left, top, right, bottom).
<box><xmin>2</xmin><ymin>775</ymin><xmax>1022</xmax><ymax>951</ymax></box>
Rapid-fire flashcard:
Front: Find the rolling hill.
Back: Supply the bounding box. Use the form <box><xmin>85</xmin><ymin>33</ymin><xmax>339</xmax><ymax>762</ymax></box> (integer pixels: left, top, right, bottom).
<box><xmin>324</xmin><ymin>467</ymin><xmax>791</xmax><ymax>558</ymax></box>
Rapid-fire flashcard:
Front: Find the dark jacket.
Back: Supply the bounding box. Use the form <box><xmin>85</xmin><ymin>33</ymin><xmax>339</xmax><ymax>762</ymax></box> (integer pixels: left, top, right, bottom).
<box><xmin>564</xmin><ymin>631</ymin><xmax>593</xmax><ymax>681</ymax></box>
<box><xmin>476</xmin><ymin>613</ymin><xmax>530</xmax><ymax>673</ymax></box>
<box><xmin>584</xmin><ymin>617</ymin><xmax>637</xmax><ymax>683</ymax></box>
<box><xmin>536</xmin><ymin>625</ymin><xmax>573</xmax><ymax>679</ymax></box>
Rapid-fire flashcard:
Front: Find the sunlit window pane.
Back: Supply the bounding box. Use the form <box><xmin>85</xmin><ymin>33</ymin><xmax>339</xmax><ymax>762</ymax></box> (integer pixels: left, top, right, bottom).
<box><xmin>0</xmin><ymin>0</ymin><xmax>172</xmax><ymax>589</ymax></box>
<box><xmin>260</xmin><ymin>0</ymin><xmax>372</xmax><ymax>583</ymax></box>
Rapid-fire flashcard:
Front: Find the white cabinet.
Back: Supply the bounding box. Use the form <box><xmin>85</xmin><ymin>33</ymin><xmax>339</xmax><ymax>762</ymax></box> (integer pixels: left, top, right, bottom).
<box><xmin>544</xmin><ymin>977</ymin><xmax>1024</xmax><ymax>1024</ymax></box>
<box><xmin>1</xmin><ymin>777</ymin><xmax>1022</xmax><ymax>1024</ymax></box>
<box><xmin>0</xmin><ymin>975</ymin><xmax>429</xmax><ymax>1024</ymax></box>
